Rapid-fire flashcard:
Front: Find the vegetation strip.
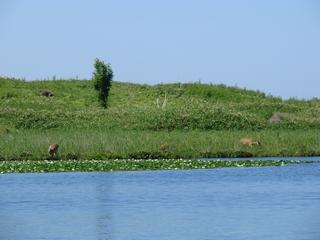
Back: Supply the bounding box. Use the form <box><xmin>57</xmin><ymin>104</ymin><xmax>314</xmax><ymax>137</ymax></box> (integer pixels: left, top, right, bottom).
<box><xmin>2</xmin><ymin>129</ymin><xmax>320</xmax><ymax>161</ymax></box>
<box><xmin>0</xmin><ymin>159</ymin><xmax>310</xmax><ymax>174</ymax></box>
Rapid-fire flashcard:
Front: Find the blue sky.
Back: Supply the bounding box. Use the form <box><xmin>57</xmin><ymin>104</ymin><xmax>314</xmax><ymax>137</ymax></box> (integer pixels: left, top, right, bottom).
<box><xmin>1</xmin><ymin>0</ymin><xmax>319</xmax><ymax>99</ymax></box>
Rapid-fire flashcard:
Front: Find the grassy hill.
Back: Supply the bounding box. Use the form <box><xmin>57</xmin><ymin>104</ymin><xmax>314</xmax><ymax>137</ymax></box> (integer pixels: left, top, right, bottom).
<box><xmin>1</xmin><ymin>77</ymin><xmax>320</xmax><ymax>131</ymax></box>
<box><xmin>1</xmin><ymin>77</ymin><xmax>320</xmax><ymax>161</ymax></box>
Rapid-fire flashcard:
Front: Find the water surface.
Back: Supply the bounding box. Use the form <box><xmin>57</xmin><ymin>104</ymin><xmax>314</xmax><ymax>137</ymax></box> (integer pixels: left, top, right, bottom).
<box><xmin>0</xmin><ymin>157</ymin><xmax>319</xmax><ymax>240</ymax></box>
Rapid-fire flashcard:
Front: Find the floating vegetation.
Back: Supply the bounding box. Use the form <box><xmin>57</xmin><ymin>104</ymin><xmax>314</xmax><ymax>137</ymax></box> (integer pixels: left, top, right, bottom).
<box><xmin>0</xmin><ymin>159</ymin><xmax>310</xmax><ymax>174</ymax></box>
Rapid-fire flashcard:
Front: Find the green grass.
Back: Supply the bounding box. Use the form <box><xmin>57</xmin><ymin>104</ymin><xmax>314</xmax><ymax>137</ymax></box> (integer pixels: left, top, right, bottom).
<box><xmin>1</xmin><ymin>77</ymin><xmax>320</xmax><ymax>164</ymax></box>
<box><xmin>0</xmin><ymin>159</ymin><xmax>309</xmax><ymax>174</ymax></box>
<box><xmin>1</xmin><ymin>129</ymin><xmax>320</xmax><ymax>161</ymax></box>
<box><xmin>2</xmin><ymin>77</ymin><xmax>320</xmax><ymax>131</ymax></box>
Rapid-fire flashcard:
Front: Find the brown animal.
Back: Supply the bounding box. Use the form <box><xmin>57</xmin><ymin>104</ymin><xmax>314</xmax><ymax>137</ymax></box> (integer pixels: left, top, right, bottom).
<box><xmin>239</xmin><ymin>138</ymin><xmax>260</xmax><ymax>146</ymax></box>
<box><xmin>48</xmin><ymin>143</ymin><xmax>59</xmax><ymax>159</ymax></box>
<box><xmin>160</xmin><ymin>143</ymin><xmax>170</xmax><ymax>151</ymax></box>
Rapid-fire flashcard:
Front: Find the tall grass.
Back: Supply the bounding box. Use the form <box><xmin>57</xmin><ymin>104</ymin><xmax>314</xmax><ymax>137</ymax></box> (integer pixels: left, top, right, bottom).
<box><xmin>1</xmin><ymin>129</ymin><xmax>320</xmax><ymax>161</ymax></box>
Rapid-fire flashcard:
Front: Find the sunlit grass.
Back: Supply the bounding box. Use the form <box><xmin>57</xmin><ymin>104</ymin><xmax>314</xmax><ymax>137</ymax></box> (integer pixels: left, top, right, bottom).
<box><xmin>2</xmin><ymin>78</ymin><xmax>320</xmax><ymax>131</ymax></box>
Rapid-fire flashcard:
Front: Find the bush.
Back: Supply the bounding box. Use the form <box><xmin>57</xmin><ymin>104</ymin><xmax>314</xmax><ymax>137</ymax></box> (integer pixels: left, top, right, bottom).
<box><xmin>92</xmin><ymin>58</ymin><xmax>113</xmax><ymax>108</ymax></box>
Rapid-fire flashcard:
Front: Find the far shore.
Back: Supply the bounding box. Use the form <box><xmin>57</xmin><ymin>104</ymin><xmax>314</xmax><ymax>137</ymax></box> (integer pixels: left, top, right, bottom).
<box><xmin>2</xmin><ymin>79</ymin><xmax>320</xmax><ymax>167</ymax></box>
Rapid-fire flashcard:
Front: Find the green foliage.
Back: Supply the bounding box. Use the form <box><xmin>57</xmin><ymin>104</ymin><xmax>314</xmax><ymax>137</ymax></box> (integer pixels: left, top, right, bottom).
<box><xmin>0</xmin><ymin>159</ymin><xmax>308</xmax><ymax>174</ymax></box>
<box><xmin>92</xmin><ymin>58</ymin><xmax>113</xmax><ymax>107</ymax></box>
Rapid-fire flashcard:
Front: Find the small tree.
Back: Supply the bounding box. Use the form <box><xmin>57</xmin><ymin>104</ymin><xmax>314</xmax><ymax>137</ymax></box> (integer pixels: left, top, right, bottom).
<box><xmin>92</xmin><ymin>58</ymin><xmax>113</xmax><ymax>108</ymax></box>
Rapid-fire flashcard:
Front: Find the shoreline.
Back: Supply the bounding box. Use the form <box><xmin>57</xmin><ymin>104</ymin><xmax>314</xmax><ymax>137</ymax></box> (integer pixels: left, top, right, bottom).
<box><xmin>1</xmin><ymin>129</ymin><xmax>320</xmax><ymax>161</ymax></box>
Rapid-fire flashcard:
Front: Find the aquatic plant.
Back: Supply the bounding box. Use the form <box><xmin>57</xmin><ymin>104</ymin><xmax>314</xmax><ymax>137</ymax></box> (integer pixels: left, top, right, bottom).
<box><xmin>0</xmin><ymin>159</ymin><xmax>309</xmax><ymax>174</ymax></box>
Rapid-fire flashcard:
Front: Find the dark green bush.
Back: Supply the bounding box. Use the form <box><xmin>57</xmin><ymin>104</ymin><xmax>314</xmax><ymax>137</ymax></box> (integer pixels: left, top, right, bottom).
<box><xmin>92</xmin><ymin>58</ymin><xmax>113</xmax><ymax>108</ymax></box>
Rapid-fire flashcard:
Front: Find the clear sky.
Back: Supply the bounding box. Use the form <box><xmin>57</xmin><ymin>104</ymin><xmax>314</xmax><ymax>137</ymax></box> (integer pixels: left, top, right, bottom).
<box><xmin>1</xmin><ymin>0</ymin><xmax>319</xmax><ymax>99</ymax></box>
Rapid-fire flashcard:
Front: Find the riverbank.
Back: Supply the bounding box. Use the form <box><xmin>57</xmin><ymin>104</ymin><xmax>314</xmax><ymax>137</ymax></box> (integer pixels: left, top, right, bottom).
<box><xmin>1</xmin><ymin>129</ymin><xmax>320</xmax><ymax>161</ymax></box>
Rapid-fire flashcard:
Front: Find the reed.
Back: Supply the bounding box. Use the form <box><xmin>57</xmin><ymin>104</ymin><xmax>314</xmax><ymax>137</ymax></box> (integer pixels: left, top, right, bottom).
<box><xmin>1</xmin><ymin>129</ymin><xmax>320</xmax><ymax>161</ymax></box>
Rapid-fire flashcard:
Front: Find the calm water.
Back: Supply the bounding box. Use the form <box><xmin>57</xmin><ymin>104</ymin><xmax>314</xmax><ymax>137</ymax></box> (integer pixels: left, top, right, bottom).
<box><xmin>0</xmin><ymin>157</ymin><xmax>320</xmax><ymax>240</ymax></box>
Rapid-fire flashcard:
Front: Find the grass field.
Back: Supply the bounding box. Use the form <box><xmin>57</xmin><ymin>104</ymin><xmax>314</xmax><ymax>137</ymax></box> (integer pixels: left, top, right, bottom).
<box><xmin>1</xmin><ymin>129</ymin><xmax>320</xmax><ymax>161</ymax></box>
<box><xmin>1</xmin><ymin>77</ymin><xmax>320</xmax><ymax>162</ymax></box>
<box><xmin>2</xmin><ymin>77</ymin><xmax>320</xmax><ymax>131</ymax></box>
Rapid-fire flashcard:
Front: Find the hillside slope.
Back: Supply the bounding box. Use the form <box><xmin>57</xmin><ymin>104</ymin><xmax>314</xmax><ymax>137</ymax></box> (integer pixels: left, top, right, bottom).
<box><xmin>1</xmin><ymin>77</ymin><xmax>320</xmax><ymax>131</ymax></box>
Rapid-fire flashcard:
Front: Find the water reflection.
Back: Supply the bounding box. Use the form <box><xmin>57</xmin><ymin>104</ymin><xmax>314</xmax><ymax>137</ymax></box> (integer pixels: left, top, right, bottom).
<box><xmin>96</xmin><ymin>180</ymin><xmax>113</xmax><ymax>240</ymax></box>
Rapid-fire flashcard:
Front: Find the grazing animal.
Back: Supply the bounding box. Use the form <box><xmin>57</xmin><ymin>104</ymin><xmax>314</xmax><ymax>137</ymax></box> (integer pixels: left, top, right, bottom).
<box><xmin>160</xmin><ymin>143</ymin><xmax>170</xmax><ymax>151</ymax></box>
<box><xmin>239</xmin><ymin>138</ymin><xmax>260</xmax><ymax>146</ymax></box>
<box><xmin>48</xmin><ymin>144</ymin><xmax>59</xmax><ymax>159</ymax></box>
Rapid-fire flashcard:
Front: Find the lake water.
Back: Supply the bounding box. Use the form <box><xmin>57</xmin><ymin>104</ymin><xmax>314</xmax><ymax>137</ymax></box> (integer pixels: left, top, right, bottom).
<box><xmin>0</xmin><ymin>157</ymin><xmax>320</xmax><ymax>240</ymax></box>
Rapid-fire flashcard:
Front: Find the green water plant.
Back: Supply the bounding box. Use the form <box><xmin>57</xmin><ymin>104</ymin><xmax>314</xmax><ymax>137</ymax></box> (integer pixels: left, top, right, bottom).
<box><xmin>0</xmin><ymin>159</ymin><xmax>309</xmax><ymax>174</ymax></box>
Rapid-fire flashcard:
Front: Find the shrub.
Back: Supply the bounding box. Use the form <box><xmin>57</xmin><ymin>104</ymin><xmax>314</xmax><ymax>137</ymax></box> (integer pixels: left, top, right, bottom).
<box><xmin>92</xmin><ymin>58</ymin><xmax>113</xmax><ymax>108</ymax></box>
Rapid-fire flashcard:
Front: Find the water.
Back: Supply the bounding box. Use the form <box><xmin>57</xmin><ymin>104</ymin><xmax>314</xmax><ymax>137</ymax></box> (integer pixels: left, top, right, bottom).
<box><xmin>0</xmin><ymin>157</ymin><xmax>320</xmax><ymax>240</ymax></box>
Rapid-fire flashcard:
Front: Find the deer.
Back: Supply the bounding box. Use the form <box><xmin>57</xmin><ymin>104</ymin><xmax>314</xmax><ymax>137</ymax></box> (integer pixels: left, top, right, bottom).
<box><xmin>239</xmin><ymin>138</ymin><xmax>260</xmax><ymax>147</ymax></box>
<box><xmin>48</xmin><ymin>143</ymin><xmax>59</xmax><ymax>159</ymax></box>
